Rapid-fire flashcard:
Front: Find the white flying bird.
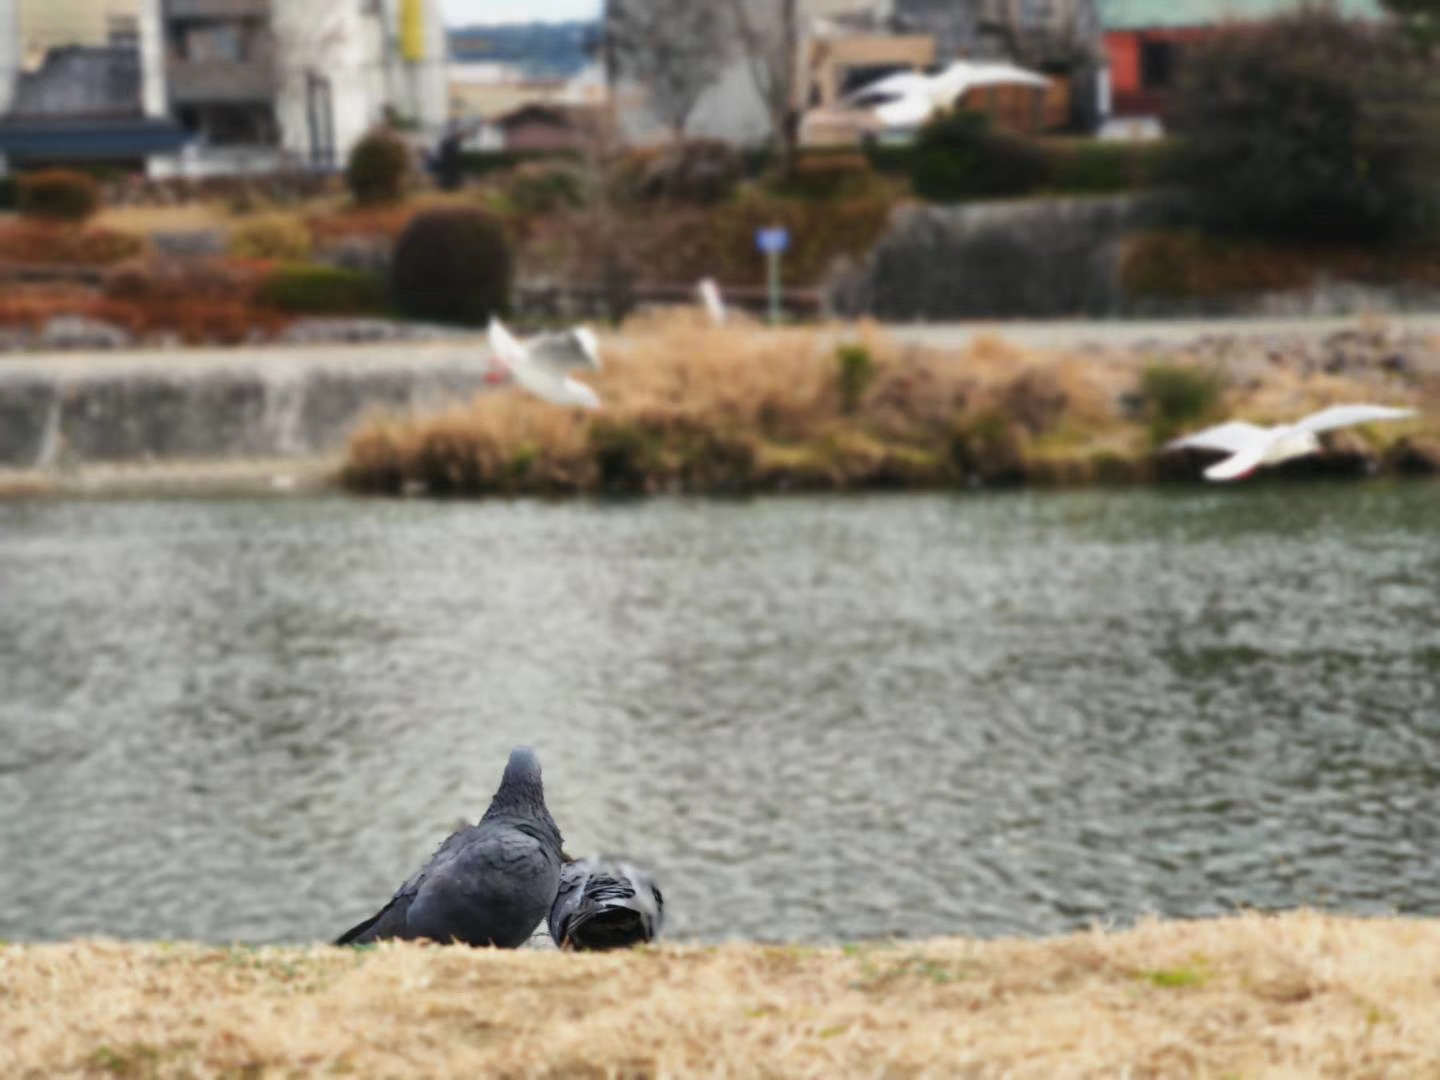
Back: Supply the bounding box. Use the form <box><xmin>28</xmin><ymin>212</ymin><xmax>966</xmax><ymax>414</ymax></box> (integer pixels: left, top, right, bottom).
<box><xmin>696</xmin><ymin>278</ymin><xmax>727</xmax><ymax>326</ymax></box>
<box><xmin>486</xmin><ymin>318</ymin><xmax>602</xmax><ymax>410</ymax></box>
<box><xmin>1167</xmin><ymin>404</ymin><xmax>1417</xmax><ymax>481</ymax></box>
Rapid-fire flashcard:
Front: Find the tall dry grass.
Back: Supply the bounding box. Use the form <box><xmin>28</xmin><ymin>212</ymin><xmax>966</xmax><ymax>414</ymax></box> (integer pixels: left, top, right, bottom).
<box><xmin>343</xmin><ymin>311</ymin><xmax>1432</xmax><ymax>497</ymax></box>
<box><xmin>2</xmin><ymin>913</ymin><xmax>1438</xmax><ymax>1078</ymax></box>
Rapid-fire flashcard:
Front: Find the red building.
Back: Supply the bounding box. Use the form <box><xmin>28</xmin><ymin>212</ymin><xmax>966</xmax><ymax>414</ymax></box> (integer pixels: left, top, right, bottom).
<box><xmin>1101</xmin><ymin>0</ymin><xmax>1384</xmax><ymax>121</ymax></box>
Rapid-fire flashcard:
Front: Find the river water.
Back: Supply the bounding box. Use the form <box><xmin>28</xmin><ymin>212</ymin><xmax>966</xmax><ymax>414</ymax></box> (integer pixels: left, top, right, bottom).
<box><xmin>1</xmin><ymin>486</ymin><xmax>1437</xmax><ymax>946</ymax></box>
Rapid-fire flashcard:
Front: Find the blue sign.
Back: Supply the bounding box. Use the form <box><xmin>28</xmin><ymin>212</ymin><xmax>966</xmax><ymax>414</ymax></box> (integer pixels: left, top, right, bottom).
<box><xmin>756</xmin><ymin>227</ymin><xmax>790</xmax><ymax>255</ymax></box>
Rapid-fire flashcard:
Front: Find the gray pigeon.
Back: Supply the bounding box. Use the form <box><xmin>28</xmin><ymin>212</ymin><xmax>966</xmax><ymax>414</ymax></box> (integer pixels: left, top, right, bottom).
<box><xmin>548</xmin><ymin>856</ymin><xmax>664</xmax><ymax>951</ymax></box>
<box><xmin>335</xmin><ymin>746</ymin><xmax>564</xmax><ymax>948</ymax></box>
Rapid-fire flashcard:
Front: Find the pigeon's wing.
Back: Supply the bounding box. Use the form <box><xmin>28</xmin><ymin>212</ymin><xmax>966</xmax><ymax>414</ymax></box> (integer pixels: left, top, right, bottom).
<box><xmin>335</xmin><ymin>827</ymin><xmax>474</xmax><ymax>945</ymax></box>
<box><xmin>556</xmin><ymin>860</ymin><xmax>663</xmax><ymax>949</ymax></box>
<box><xmin>548</xmin><ymin>859</ymin><xmax>594</xmax><ymax>946</ymax></box>
<box><xmin>1166</xmin><ymin>421</ymin><xmax>1270</xmax><ymax>455</ymax></box>
<box><xmin>1293</xmin><ymin>404</ymin><xmax>1417</xmax><ymax>434</ymax></box>
<box><xmin>526</xmin><ymin>327</ymin><xmax>602</xmax><ymax>375</ymax></box>
<box><xmin>1204</xmin><ymin>440</ymin><xmax>1270</xmax><ymax>482</ymax></box>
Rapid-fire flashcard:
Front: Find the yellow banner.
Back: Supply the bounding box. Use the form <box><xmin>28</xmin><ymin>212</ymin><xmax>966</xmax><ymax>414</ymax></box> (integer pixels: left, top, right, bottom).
<box><xmin>400</xmin><ymin>0</ymin><xmax>425</xmax><ymax>62</ymax></box>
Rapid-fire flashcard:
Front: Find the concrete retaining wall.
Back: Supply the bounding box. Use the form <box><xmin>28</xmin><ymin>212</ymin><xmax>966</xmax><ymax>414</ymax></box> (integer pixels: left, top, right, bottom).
<box><xmin>830</xmin><ymin>195</ymin><xmax>1178</xmax><ymax>321</ymax></box>
<box><xmin>829</xmin><ymin>195</ymin><xmax>1440</xmax><ymax>320</ymax></box>
<box><xmin>0</xmin><ymin>344</ymin><xmax>490</xmax><ymax>470</ymax></box>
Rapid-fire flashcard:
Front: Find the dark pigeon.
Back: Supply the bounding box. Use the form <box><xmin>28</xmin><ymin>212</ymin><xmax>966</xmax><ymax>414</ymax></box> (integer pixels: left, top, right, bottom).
<box><xmin>335</xmin><ymin>746</ymin><xmax>564</xmax><ymax>948</ymax></box>
<box><xmin>548</xmin><ymin>856</ymin><xmax>664</xmax><ymax>951</ymax></box>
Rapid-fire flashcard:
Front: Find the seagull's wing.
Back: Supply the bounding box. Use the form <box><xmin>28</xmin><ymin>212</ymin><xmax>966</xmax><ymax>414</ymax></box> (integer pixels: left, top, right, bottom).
<box><xmin>1204</xmin><ymin>441</ymin><xmax>1270</xmax><ymax>482</ymax></box>
<box><xmin>525</xmin><ymin>327</ymin><xmax>602</xmax><ymax>375</ymax></box>
<box><xmin>1166</xmin><ymin>421</ymin><xmax>1271</xmax><ymax>455</ymax></box>
<box><xmin>1292</xmin><ymin>404</ymin><xmax>1417</xmax><ymax>435</ymax></box>
<box><xmin>487</xmin><ymin>317</ymin><xmax>525</xmax><ymax>371</ymax></box>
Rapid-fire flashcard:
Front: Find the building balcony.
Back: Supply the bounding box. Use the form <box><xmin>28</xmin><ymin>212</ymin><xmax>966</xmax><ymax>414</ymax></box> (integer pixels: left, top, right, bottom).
<box><xmin>163</xmin><ymin>0</ymin><xmax>271</xmax><ymax>17</ymax></box>
<box><xmin>167</xmin><ymin>58</ymin><xmax>275</xmax><ymax>104</ymax></box>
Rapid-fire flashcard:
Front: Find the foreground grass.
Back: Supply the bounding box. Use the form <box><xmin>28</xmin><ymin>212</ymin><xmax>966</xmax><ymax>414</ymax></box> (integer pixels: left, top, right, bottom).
<box><xmin>3</xmin><ymin>913</ymin><xmax>1438</xmax><ymax>1078</ymax></box>
<box><xmin>342</xmin><ymin>311</ymin><xmax>1437</xmax><ymax>498</ymax></box>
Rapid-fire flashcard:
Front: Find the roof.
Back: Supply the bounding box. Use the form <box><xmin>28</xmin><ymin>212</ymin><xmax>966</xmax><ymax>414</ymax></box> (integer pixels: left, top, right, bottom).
<box><xmin>1100</xmin><ymin>0</ymin><xmax>1384</xmax><ymax>30</ymax></box>
<box><xmin>0</xmin><ymin>117</ymin><xmax>191</xmax><ymax>158</ymax></box>
<box><xmin>495</xmin><ymin>103</ymin><xmax>578</xmax><ymax>129</ymax></box>
<box><xmin>7</xmin><ymin>46</ymin><xmax>142</xmax><ymax>119</ymax></box>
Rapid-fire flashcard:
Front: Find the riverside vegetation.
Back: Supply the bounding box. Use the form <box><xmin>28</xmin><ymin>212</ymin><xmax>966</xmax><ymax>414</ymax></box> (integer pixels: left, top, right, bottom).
<box><xmin>2</xmin><ymin>913</ymin><xmax>1437</xmax><ymax>1077</ymax></box>
<box><xmin>342</xmin><ymin>311</ymin><xmax>1439</xmax><ymax>498</ymax></box>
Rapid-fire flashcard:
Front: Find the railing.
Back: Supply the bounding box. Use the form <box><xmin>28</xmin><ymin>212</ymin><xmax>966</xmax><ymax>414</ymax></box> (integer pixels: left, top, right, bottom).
<box><xmin>163</xmin><ymin>0</ymin><xmax>271</xmax><ymax>17</ymax></box>
<box><xmin>517</xmin><ymin>280</ymin><xmax>826</xmax><ymax>321</ymax></box>
<box><xmin>166</xmin><ymin>59</ymin><xmax>276</xmax><ymax>104</ymax></box>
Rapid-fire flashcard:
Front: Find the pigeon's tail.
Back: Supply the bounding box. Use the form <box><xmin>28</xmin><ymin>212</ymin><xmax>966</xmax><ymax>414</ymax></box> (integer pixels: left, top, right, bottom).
<box><xmin>334</xmin><ymin>912</ymin><xmax>382</xmax><ymax>946</ymax></box>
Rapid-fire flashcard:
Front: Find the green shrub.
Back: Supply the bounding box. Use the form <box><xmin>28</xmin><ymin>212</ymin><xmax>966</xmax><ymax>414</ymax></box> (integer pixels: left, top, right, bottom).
<box><xmin>17</xmin><ymin>169</ymin><xmax>101</xmax><ymax>221</ymax></box>
<box><xmin>257</xmin><ymin>264</ymin><xmax>388</xmax><ymax>314</ymax></box>
<box><xmin>1139</xmin><ymin>363</ymin><xmax>1224</xmax><ymax>444</ymax></box>
<box><xmin>228</xmin><ymin>214</ymin><xmax>313</xmax><ymax>261</ymax></box>
<box><xmin>389</xmin><ymin>206</ymin><xmax>511</xmax><ymax>325</ymax></box>
<box><xmin>346</xmin><ymin>130</ymin><xmax>410</xmax><ymax>206</ymax></box>
<box><xmin>1044</xmin><ymin>138</ymin><xmax>1178</xmax><ymax>195</ymax></box>
<box><xmin>1170</xmin><ymin>9</ymin><xmax>1440</xmax><ymax>242</ymax></box>
<box><xmin>504</xmin><ymin>162</ymin><xmax>585</xmax><ymax>216</ymax></box>
<box><xmin>908</xmin><ymin>110</ymin><xmax>1049</xmax><ymax>202</ymax></box>
<box><xmin>836</xmin><ymin>344</ymin><xmax>876</xmax><ymax>413</ymax></box>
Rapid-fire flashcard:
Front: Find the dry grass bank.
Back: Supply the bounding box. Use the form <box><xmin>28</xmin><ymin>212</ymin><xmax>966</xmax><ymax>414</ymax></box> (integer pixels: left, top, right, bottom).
<box><xmin>2</xmin><ymin>913</ymin><xmax>1438</xmax><ymax>1078</ymax></box>
<box><xmin>342</xmin><ymin>311</ymin><xmax>1437</xmax><ymax>497</ymax></box>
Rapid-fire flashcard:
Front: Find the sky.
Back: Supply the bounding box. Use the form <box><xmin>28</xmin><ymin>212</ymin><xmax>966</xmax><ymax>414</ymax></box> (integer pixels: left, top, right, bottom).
<box><xmin>442</xmin><ymin>0</ymin><xmax>602</xmax><ymax>25</ymax></box>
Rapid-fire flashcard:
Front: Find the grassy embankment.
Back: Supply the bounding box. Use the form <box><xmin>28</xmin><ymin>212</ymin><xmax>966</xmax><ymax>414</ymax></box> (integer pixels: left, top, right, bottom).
<box><xmin>343</xmin><ymin>312</ymin><xmax>1438</xmax><ymax>497</ymax></box>
<box><xmin>2</xmin><ymin>913</ymin><xmax>1437</xmax><ymax>1077</ymax></box>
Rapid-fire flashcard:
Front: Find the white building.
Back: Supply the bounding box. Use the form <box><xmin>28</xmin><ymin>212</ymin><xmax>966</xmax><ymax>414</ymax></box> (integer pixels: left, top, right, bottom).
<box><xmin>154</xmin><ymin>0</ymin><xmax>447</xmax><ymax>177</ymax></box>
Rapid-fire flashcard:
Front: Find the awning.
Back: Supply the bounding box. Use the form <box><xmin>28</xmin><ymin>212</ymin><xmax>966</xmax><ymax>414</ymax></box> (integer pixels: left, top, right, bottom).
<box><xmin>0</xmin><ymin>117</ymin><xmax>193</xmax><ymax>159</ymax></box>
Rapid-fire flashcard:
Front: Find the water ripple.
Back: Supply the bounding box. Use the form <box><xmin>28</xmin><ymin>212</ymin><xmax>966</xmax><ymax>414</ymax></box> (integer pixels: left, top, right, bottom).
<box><xmin>1</xmin><ymin>485</ymin><xmax>1437</xmax><ymax>944</ymax></box>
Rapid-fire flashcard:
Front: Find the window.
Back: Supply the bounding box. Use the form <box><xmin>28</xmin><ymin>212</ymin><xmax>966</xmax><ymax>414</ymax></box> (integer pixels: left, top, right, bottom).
<box><xmin>170</xmin><ymin>18</ymin><xmax>258</xmax><ymax>62</ymax></box>
<box><xmin>178</xmin><ymin>103</ymin><xmax>278</xmax><ymax>146</ymax></box>
<box><xmin>1139</xmin><ymin>39</ymin><xmax>1178</xmax><ymax>90</ymax></box>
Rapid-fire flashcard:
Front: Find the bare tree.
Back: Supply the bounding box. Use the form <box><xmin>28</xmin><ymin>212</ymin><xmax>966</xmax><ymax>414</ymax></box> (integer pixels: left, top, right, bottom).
<box><xmin>606</xmin><ymin>0</ymin><xmax>731</xmax><ymax>139</ymax></box>
<box><xmin>724</xmin><ymin>0</ymin><xmax>801</xmax><ymax>171</ymax></box>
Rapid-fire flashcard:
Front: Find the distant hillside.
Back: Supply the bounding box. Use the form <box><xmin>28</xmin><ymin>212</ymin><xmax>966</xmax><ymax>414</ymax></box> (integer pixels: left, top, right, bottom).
<box><xmin>448</xmin><ymin>20</ymin><xmax>600</xmax><ymax>77</ymax></box>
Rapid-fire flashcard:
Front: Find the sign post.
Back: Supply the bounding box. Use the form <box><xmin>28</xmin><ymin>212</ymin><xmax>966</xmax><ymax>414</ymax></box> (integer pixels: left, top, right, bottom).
<box><xmin>755</xmin><ymin>226</ymin><xmax>790</xmax><ymax>326</ymax></box>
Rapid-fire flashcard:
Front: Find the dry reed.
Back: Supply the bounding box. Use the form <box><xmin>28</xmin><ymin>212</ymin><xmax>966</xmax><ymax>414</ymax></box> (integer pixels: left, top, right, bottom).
<box><xmin>342</xmin><ymin>311</ymin><xmax>1433</xmax><ymax>497</ymax></box>
<box><xmin>2</xmin><ymin>913</ymin><xmax>1438</xmax><ymax>1078</ymax></box>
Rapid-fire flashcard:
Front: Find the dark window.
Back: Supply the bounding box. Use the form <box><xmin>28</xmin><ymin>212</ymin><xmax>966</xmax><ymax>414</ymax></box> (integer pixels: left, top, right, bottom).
<box><xmin>1140</xmin><ymin>39</ymin><xmax>1178</xmax><ymax>89</ymax></box>
<box><xmin>178</xmin><ymin>103</ymin><xmax>277</xmax><ymax>146</ymax></box>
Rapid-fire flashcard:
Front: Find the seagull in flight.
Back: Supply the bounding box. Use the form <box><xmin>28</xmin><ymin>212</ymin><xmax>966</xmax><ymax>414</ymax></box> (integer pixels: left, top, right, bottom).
<box><xmin>1167</xmin><ymin>404</ymin><xmax>1417</xmax><ymax>481</ymax></box>
<box><xmin>486</xmin><ymin>318</ymin><xmax>602</xmax><ymax>410</ymax></box>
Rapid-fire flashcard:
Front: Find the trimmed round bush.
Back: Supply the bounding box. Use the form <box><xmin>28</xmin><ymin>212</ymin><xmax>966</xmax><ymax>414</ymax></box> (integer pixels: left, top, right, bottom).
<box><xmin>1171</xmin><ymin>10</ymin><xmax>1438</xmax><ymax>241</ymax></box>
<box><xmin>389</xmin><ymin>207</ymin><xmax>512</xmax><ymax>326</ymax></box>
<box><xmin>18</xmin><ymin>169</ymin><xmax>101</xmax><ymax>222</ymax></box>
<box><xmin>346</xmin><ymin>130</ymin><xmax>410</xmax><ymax>206</ymax></box>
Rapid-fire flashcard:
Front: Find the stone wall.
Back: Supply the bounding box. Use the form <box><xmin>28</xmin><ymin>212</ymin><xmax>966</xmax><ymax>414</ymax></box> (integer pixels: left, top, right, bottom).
<box><xmin>827</xmin><ymin>194</ymin><xmax>1440</xmax><ymax>321</ymax></box>
<box><xmin>0</xmin><ymin>348</ymin><xmax>488</xmax><ymax>470</ymax></box>
<box><xmin>829</xmin><ymin>194</ymin><xmax>1177</xmax><ymax>321</ymax></box>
